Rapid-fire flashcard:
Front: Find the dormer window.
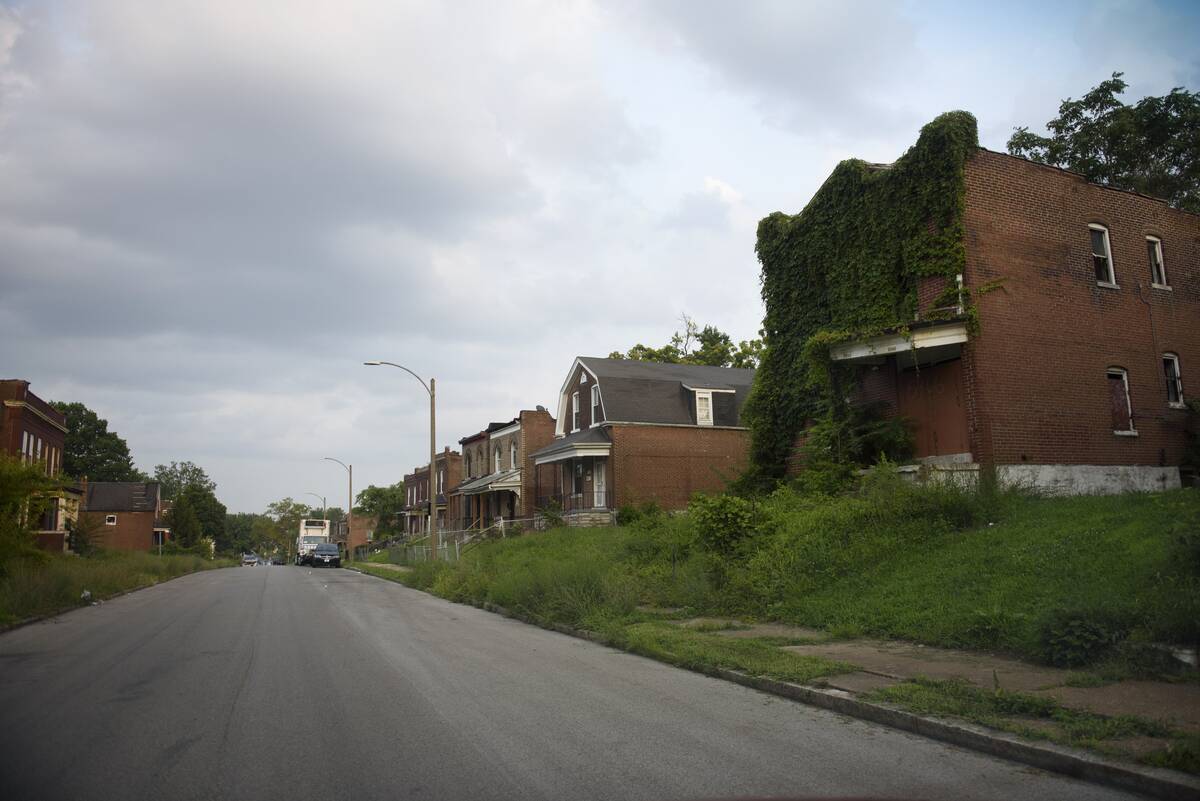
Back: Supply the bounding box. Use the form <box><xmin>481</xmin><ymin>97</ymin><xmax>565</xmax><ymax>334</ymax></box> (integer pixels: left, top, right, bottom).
<box><xmin>590</xmin><ymin>384</ymin><xmax>601</xmax><ymax>425</ymax></box>
<box><xmin>580</xmin><ymin>373</ymin><xmax>587</xmax><ymax>385</ymax></box>
<box><xmin>695</xmin><ymin>391</ymin><xmax>713</xmax><ymax>426</ymax></box>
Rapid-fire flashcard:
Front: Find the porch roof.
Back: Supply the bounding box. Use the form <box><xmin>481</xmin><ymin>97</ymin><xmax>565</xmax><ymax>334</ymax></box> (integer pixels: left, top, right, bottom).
<box><xmin>828</xmin><ymin>320</ymin><xmax>969</xmax><ymax>364</ymax></box>
<box><xmin>531</xmin><ymin>427</ymin><xmax>611</xmax><ymax>465</ymax></box>
<box><xmin>456</xmin><ymin>468</ymin><xmax>522</xmax><ymax>496</ymax></box>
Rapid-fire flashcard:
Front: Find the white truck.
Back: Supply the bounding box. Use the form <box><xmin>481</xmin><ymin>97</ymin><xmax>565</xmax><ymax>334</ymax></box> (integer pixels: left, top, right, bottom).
<box><xmin>295</xmin><ymin>518</ymin><xmax>331</xmax><ymax>566</ymax></box>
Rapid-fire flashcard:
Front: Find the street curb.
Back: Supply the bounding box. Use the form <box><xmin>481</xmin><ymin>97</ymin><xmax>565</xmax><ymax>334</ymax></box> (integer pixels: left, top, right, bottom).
<box><xmin>348</xmin><ymin>567</ymin><xmax>1200</xmax><ymax>801</ymax></box>
<box><xmin>0</xmin><ymin>565</ymin><xmax>232</xmax><ymax>636</ymax></box>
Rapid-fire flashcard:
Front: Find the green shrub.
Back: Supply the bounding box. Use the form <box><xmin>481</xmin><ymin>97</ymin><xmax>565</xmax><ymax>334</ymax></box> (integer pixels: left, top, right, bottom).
<box><xmin>1037</xmin><ymin>608</ymin><xmax>1130</xmax><ymax>667</ymax></box>
<box><xmin>690</xmin><ymin>493</ymin><xmax>761</xmax><ymax>556</ymax></box>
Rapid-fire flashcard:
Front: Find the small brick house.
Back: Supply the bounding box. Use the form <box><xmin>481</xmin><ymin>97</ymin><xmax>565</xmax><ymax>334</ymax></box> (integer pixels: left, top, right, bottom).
<box><xmin>821</xmin><ymin>148</ymin><xmax>1198</xmax><ymax>492</ymax></box>
<box><xmin>531</xmin><ymin>358</ymin><xmax>754</xmax><ymax>525</ymax></box>
<box><xmin>402</xmin><ymin>448</ymin><xmax>462</xmax><ymax>536</ymax></box>
<box><xmin>81</xmin><ymin>481</ymin><xmax>170</xmax><ymax>551</ymax></box>
<box><xmin>451</xmin><ymin>408</ymin><xmax>556</xmax><ymax>529</ymax></box>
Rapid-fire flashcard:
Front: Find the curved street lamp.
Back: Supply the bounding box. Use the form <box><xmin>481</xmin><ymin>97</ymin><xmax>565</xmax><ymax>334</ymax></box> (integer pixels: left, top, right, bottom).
<box><xmin>364</xmin><ymin>360</ymin><xmax>438</xmax><ymax>561</ymax></box>
<box><xmin>324</xmin><ymin>457</ymin><xmax>353</xmax><ymax>562</ymax></box>
<box><xmin>303</xmin><ymin>492</ymin><xmax>326</xmax><ymax>519</ymax></box>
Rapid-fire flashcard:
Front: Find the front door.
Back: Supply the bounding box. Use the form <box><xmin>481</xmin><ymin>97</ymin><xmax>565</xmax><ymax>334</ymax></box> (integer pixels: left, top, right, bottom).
<box><xmin>593</xmin><ymin>461</ymin><xmax>606</xmax><ymax>508</ymax></box>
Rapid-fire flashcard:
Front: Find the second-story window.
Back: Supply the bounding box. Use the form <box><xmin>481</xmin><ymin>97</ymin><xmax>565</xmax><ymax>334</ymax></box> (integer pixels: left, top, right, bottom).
<box><xmin>591</xmin><ymin>384</ymin><xmax>600</xmax><ymax>425</ymax></box>
<box><xmin>494</xmin><ymin>447</ymin><xmax>501</xmax><ymax>473</ymax></box>
<box><xmin>572</xmin><ymin>391</ymin><xmax>580</xmax><ymax>431</ymax></box>
<box><xmin>1164</xmin><ymin>353</ymin><xmax>1184</xmax><ymax>407</ymax></box>
<box><xmin>1147</xmin><ymin>236</ymin><xmax>1168</xmax><ymax>288</ymax></box>
<box><xmin>1090</xmin><ymin>224</ymin><xmax>1116</xmax><ymax>286</ymax></box>
<box><xmin>696</xmin><ymin>391</ymin><xmax>713</xmax><ymax>426</ymax></box>
<box><xmin>510</xmin><ymin>440</ymin><xmax>517</xmax><ymax>470</ymax></box>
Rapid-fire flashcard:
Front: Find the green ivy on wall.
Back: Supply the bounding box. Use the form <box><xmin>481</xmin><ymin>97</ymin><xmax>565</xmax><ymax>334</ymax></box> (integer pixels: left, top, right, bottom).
<box><xmin>742</xmin><ymin>111</ymin><xmax>980</xmax><ymax>485</ymax></box>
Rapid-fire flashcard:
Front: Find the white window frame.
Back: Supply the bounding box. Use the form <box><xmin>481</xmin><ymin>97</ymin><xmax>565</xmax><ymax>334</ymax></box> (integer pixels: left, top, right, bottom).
<box><xmin>494</xmin><ymin>447</ymin><xmax>501</xmax><ymax>473</ymax></box>
<box><xmin>510</xmin><ymin>440</ymin><xmax>518</xmax><ymax>470</ymax></box>
<box><xmin>1107</xmin><ymin>367</ymin><xmax>1137</xmax><ymax>435</ymax></box>
<box><xmin>1163</xmin><ymin>353</ymin><xmax>1184</xmax><ymax>408</ymax></box>
<box><xmin>1147</xmin><ymin>236</ymin><xmax>1169</xmax><ymax>289</ymax></box>
<box><xmin>571</xmin><ymin>391</ymin><xmax>580</xmax><ymax>432</ymax></box>
<box><xmin>695</xmin><ymin>390</ymin><xmax>714</xmax><ymax>426</ymax></box>
<box><xmin>105</xmin><ymin>514</ymin><xmax>118</xmax><ymax>526</ymax></box>
<box><xmin>1089</xmin><ymin>224</ymin><xmax>1117</xmax><ymax>288</ymax></box>
<box><xmin>590</xmin><ymin>384</ymin><xmax>601</xmax><ymax>426</ymax></box>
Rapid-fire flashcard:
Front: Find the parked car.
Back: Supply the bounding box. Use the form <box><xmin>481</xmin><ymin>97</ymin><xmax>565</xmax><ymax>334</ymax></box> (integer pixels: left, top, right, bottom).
<box><xmin>241</xmin><ymin>553</ymin><xmax>257</xmax><ymax>567</ymax></box>
<box><xmin>311</xmin><ymin>542</ymin><xmax>341</xmax><ymax>568</ymax></box>
<box><xmin>270</xmin><ymin>556</ymin><xmax>284</xmax><ymax>565</ymax></box>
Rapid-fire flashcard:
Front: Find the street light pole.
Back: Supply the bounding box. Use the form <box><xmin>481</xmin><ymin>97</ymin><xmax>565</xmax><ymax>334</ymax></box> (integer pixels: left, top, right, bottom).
<box><xmin>303</xmin><ymin>492</ymin><xmax>326</xmax><ymax>519</ymax></box>
<box><xmin>364</xmin><ymin>360</ymin><xmax>438</xmax><ymax>561</ymax></box>
<box><xmin>324</xmin><ymin>457</ymin><xmax>353</xmax><ymax>562</ymax></box>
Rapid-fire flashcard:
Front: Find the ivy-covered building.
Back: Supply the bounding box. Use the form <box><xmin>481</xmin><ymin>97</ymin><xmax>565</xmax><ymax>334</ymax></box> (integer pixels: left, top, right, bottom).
<box><xmin>749</xmin><ymin>112</ymin><xmax>1198</xmax><ymax>493</ymax></box>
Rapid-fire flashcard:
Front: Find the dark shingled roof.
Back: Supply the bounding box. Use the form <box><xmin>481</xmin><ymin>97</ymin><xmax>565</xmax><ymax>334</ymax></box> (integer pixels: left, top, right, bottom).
<box><xmin>577</xmin><ymin>357</ymin><xmax>755</xmax><ymax>426</ymax></box>
<box><xmin>86</xmin><ymin>481</ymin><xmax>161</xmax><ymax>512</ymax></box>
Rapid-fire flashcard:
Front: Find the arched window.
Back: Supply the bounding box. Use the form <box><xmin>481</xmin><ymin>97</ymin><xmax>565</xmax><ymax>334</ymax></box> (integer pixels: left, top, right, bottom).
<box><xmin>494</xmin><ymin>447</ymin><xmax>501</xmax><ymax>473</ymax></box>
<box><xmin>510</xmin><ymin>440</ymin><xmax>518</xmax><ymax>470</ymax></box>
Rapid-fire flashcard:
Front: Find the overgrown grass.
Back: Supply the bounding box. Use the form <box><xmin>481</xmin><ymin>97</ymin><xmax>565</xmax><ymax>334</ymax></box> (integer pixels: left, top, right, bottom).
<box><xmin>866</xmin><ymin>677</ymin><xmax>1199</xmax><ymax>775</ymax></box>
<box><xmin>0</xmin><ymin>551</ymin><xmax>232</xmax><ymax>624</ymax></box>
<box><xmin>358</xmin><ymin>476</ymin><xmax>1200</xmax><ymax>670</ymax></box>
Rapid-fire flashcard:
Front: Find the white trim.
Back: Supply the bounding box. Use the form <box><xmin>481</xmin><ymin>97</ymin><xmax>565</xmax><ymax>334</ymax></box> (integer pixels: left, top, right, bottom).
<box><xmin>589</xmin><ymin>384</ymin><xmax>602</xmax><ymax>427</ymax></box>
<box><xmin>1163</xmin><ymin>352</ymin><xmax>1185</xmax><ymax>408</ymax></box>
<box><xmin>829</xmin><ymin>322</ymin><xmax>969</xmax><ymax>362</ymax></box>
<box><xmin>1146</xmin><ymin>235</ymin><xmax>1169</xmax><ymax>289</ymax></box>
<box><xmin>534</xmin><ymin>443</ymin><xmax>611</xmax><ymax>465</ymax></box>
<box><xmin>510</xmin><ymin>439</ymin><xmax>518</xmax><ymax>470</ymax></box>
<box><xmin>1089</xmin><ymin>224</ymin><xmax>1117</xmax><ymax>287</ymax></box>
<box><xmin>1106</xmin><ymin>367</ymin><xmax>1136</xmax><ymax>434</ymax></box>
<box><xmin>571</xmin><ymin>391</ymin><xmax>580</xmax><ymax>432</ymax></box>
<box><xmin>2</xmin><ymin>400</ymin><xmax>69</xmax><ymax>433</ymax></box>
<box><xmin>695</xmin><ymin>390</ymin><xmax>713</xmax><ymax>426</ymax></box>
<box><xmin>603</xmin><ymin>420</ymin><xmax>748</xmax><ymax>431</ymax></box>
<box><xmin>681</xmin><ymin>384</ymin><xmax>736</xmax><ymax>393</ymax></box>
<box><xmin>104</xmin><ymin>514</ymin><xmax>117</xmax><ymax>526</ymax></box>
<box><xmin>489</xmin><ymin>422</ymin><xmax>520</xmax><ymax>440</ymax></box>
<box><xmin>555</xmin><ymin>359</ymin><xmax>601</xmax><ymax>436</ymax></box>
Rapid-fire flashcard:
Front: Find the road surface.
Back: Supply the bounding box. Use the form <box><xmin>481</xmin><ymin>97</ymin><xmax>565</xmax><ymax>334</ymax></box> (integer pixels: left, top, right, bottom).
<box><xmin>0</xmin><ymin>566</ymin><xmax>1140</xmax><ymax>800</ymax></box>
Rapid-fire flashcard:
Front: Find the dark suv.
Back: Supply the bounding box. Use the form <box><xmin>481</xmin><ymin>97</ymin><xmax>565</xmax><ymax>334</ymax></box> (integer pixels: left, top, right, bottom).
<box><xmin>311</xmin><ymin>543</ymin><xmax>341</xmax><ymax>568</ymax></box>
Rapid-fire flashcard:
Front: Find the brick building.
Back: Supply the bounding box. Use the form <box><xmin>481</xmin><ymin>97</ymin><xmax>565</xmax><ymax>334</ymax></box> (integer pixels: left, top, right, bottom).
<box><xmin>402</xmin><ymin>448</ymin><xmax>462</xmax><ymax>536</ymax></box>
<box><xmin>80</xmin><ymin>481</ymin><xmax>170</xmax><ymax>552</ymax></box>
<box><xmin>531</xmin><ymin>358</ymin><xmax>753</xmax><ymax>525</ymax></box>
<box><xmin>825</xmin><ymin>148</ymin><xmax>1197</xmax><ymax>492</ymax></box>
<box><xmin>451</xmin><ymin>408</ymin><xmax>556</xmax><ymax>529</ymax></box>
<box><xmin>1</xmin><ymin>379</ymin><xmax>80</xmax><ymax>550</ymax></box>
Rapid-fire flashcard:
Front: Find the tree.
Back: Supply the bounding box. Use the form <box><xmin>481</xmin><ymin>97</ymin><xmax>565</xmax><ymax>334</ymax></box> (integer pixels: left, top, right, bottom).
<box><xmin>179</xmin><ymin>484</ymin><xmax>226</xmax><ymax>546</ymax></box>
<box><xmin>154</xmin><ymin>461</ymin><xmax>216</xmax><ymax>500</ymax></box>
<box><xmin>0</xmin><ymin>453</ymin><xmax>58</xmax><ymax>568</ymax></box>
<box><xmin>610</xmin><ymin>315</ymin><xmax>763</xmax><ymax>369</ymax></box>
<box><xmin>50</xmin><ymin>401</ymin><xmax>145</xmax><ymax>481</ymax></box>
<box><xmin>167</xmin><ymin>494</ymin><xmax>203</xmax><ymax>550</ymax></box>
<box><xmin>250</xmin><ymin>516</ymin><xmax>288</xmax><ymax>556</ymax></box>
<box><xmin>225</xmin><ymin>512</ymin><xmax>264</xmax><ymax>555</ymax></box>
<box><xmin>355</xmin><ymin>482</ymin><xmax>406</xmax><ymax>536</ymax></box>
<box><xmin>1008</xmin><ymin>72</ymin><xmax>1200</xmax><ymax>213</ymax></box>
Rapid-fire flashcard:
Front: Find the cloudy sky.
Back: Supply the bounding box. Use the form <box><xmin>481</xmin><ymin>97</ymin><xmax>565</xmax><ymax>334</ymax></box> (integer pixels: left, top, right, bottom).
<box><xmin>2</xmin><ymin>0</ymin><xmax>1197</xmax><ymax>512</ymax></box>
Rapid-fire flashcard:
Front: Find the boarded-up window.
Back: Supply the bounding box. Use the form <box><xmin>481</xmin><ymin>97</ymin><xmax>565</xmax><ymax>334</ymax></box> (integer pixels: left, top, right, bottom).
<box><xmin>1107</xmin><ymin>369</ymin><xmax>1133</xmax><ymax>432</ymax></box>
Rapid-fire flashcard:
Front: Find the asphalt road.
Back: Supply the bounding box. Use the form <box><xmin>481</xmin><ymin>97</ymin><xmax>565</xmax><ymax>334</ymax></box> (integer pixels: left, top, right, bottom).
<box><xmin>0</xmin><ymin>566</ymin><xmax>1141</xmax><ymax>801</ymax></box>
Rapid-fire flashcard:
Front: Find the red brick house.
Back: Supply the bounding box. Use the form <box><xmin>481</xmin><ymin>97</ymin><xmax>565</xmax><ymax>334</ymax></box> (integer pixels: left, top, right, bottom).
<box><xmin>402</xmin><ymin>448</ymin><xmax>462</xmax><ymax>536</ymax></box>
<box><xmin>80</xmin><ymin>481</ymin><xmax>170</xmax><ymax>552</ymax></box>
<box><xmin>1</xmin><ymin>379</ymin><xmax>80</xmax><ymax>550</ymax></box>
<box><xmin>531</xmin><ymin>358</ymin><xmax>754</xmax><ymax>524</ymax></box>
<box><xmin>824</xmin><ymin>149</ymin><xmax>1197</xmax><ymax>492</ymax></box>
<box><xmin>451</xmin><ymin>407</ymin><xmax>556</xmax><ymax>529</ymax></box>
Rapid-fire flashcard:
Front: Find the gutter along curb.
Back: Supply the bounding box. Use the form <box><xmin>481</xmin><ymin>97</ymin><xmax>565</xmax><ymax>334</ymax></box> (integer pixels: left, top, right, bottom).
<box><xmin>346</xmin><ymin>566</ymin><xmax>1200</xmax><ymax>801</ymax></box>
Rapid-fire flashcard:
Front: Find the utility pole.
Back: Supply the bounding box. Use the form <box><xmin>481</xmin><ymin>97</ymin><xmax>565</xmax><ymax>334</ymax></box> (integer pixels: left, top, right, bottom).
<box><xmin>429</xmin><ymin>378</ymin><xmax>437</xmax><ymax>562</ymax></box>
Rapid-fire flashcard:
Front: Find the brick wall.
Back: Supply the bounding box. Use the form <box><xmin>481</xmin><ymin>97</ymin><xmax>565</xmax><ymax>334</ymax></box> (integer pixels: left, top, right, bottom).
<box><xmin>608</xmin><ymin>424</ymin><xmax>750</xmax><ymax>510</ymax></box>
<box><xmin>964</xmin><ymin>150</ymin><xmax>1199</xmax><ymax>467</ymax></box>
<box><xmin>1</xmin><ymin>380</ymin><xmax>66</xmax><ymax>476</ymax></box>
<box><xmin>83</xmin><ymin>510</ymin><xmax>157</xmax><ymax>551</ymax></box>
<box><xmin>518</xmin><ymin>409</ymin><xmax>556</xmax><ymax>517</ymax></box>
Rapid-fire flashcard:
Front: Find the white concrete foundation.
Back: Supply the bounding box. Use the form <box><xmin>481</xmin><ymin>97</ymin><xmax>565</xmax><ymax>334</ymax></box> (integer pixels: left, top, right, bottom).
<box><xmin>997</xmin><ymin>464</ymin><xmax>1181</xmax><ymax>495</ymax></box>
